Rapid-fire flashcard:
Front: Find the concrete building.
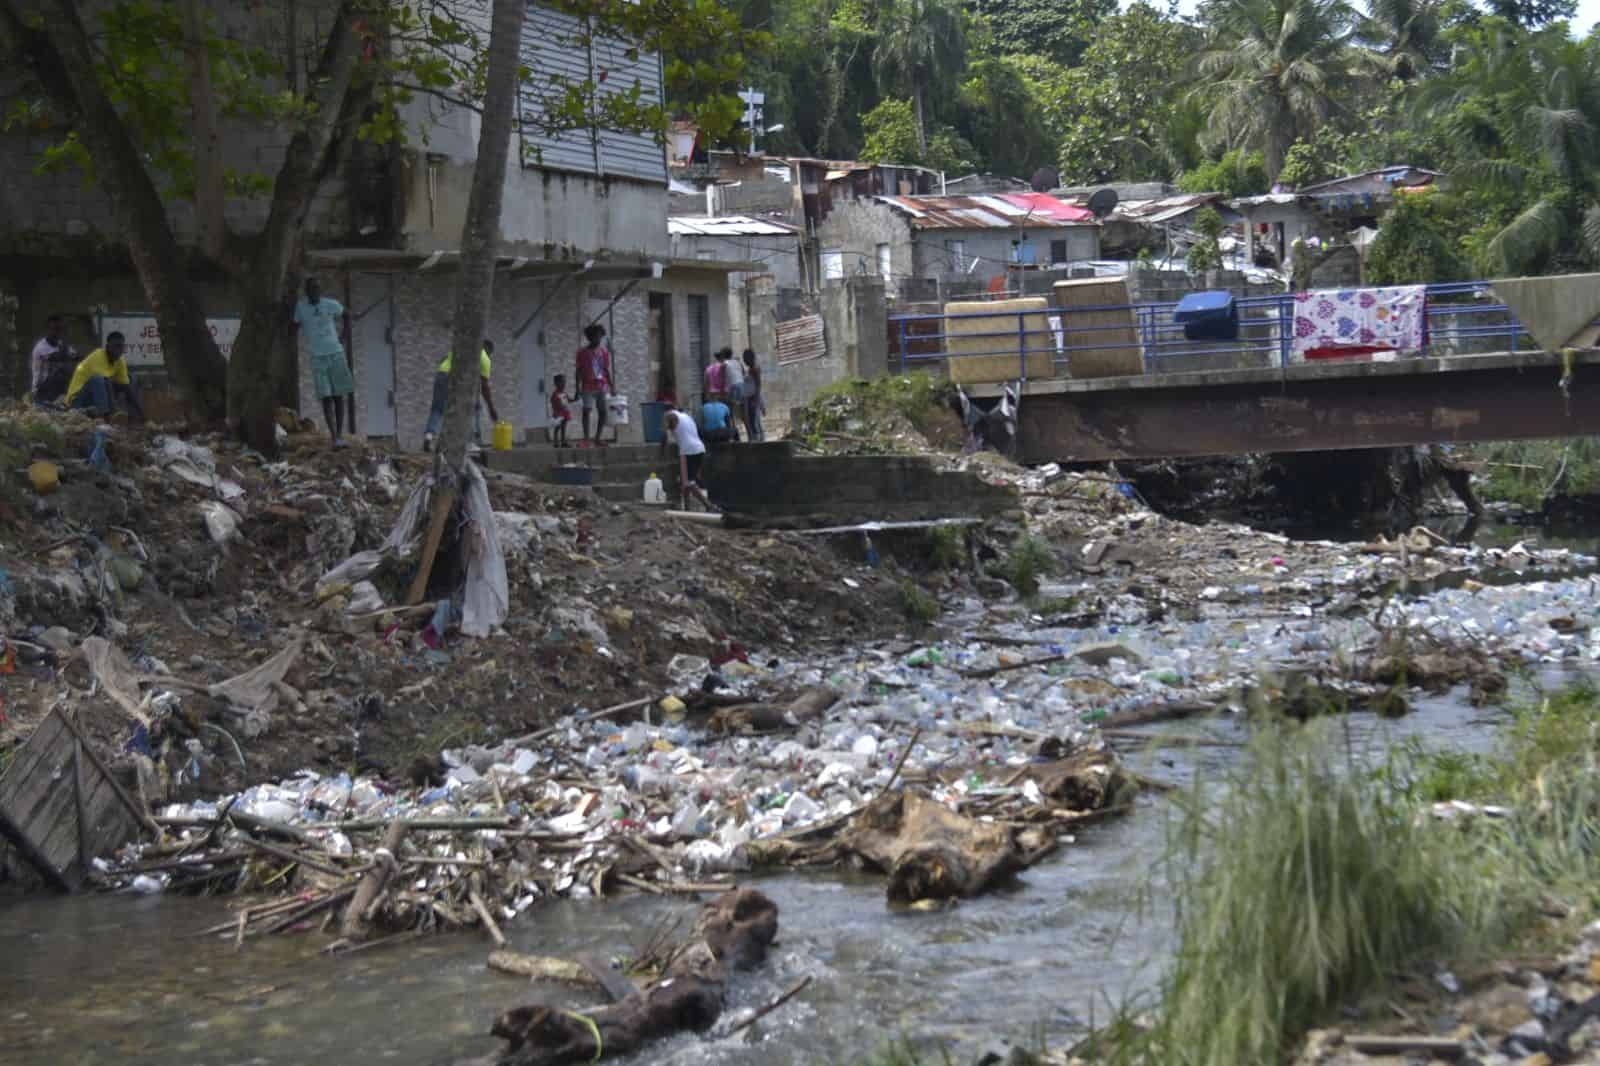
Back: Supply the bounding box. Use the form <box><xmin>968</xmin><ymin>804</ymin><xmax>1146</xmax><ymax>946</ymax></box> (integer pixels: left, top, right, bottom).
<box><xmin>1</xmin><ymin>0</ymin><xmax>678</xmax><ymax>449</ymax></box>
<box><xmin>814</xmin><ymin>193</ymin><xmax>1100</xmax><ymax>299</ymax></box>
<box><xmin>1233</xmin><ymin>166</ymin><xmax>1442</xmax><ymax>270</ymax></box>
<box><xmin>668</xmin><ymin>216</ymin><xmax>802</xmax><ymax>358</ymax></box>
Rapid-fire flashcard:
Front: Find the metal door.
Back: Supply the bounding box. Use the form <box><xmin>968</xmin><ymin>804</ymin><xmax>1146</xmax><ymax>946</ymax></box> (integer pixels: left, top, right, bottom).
<box><xmin>520</xmin><ymin>326</ymin><xmax>548</xmax><ymax>434</ymax></box>
<box><xmin>354</xmin><ymin>278</ymin><xmax>396</xmax><ymax>436</ymax></box>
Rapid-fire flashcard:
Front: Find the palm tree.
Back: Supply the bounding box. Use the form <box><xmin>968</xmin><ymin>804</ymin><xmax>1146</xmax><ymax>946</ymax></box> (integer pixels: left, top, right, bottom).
<box><xmin>1420</xmin><ymin>27</ymin><xmax>1600</xmax><ymax>274</ymax></box>
<box><xmin>1359</xmin><ymin>0</ymin><xmax>1443</xmax><ymax>80</ymax></box>
<box><xmin>872</xmin><ymin>0</ymin><xmax>964</xmax><ymax>154</ymax></box>
<box><xmin>1193</xmin><ymin>0</ymin><xmax>1364</xmax><ymax>180</ymax></box>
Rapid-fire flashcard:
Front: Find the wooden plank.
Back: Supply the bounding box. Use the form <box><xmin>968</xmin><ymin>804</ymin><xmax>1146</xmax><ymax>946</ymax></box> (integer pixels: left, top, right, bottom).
<box><xmin>0</xmin><ymin>708</ymin><xmax>144</xmax><ymax>890</ymax></box>
<box><xmin>0</xmin><ymin>713</ymin><xmax>72</xmax><ymax>807</ymax></box>
<box><xmin>38</xmin><ymin>769</ymin><xmax>120</xmax><ymax>884</ymax></box>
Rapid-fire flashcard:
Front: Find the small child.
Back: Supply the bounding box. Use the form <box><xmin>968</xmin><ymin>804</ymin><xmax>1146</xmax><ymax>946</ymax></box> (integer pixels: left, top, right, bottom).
<box><xmin>550</xmin><ymin>373</ymin><xmax>573</xmax><ymax>446</ymax></box>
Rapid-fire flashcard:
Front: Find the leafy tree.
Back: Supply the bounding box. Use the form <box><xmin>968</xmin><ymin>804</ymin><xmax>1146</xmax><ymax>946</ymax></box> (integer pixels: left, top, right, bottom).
<box><xmin>1277</xmin><ymin>140</ymin><xmax>1337</xmax><ymax>188</ymax></box>
<box><xmin>969</xmin><ymin>0</ymin><xmax>1115</xmax><ymax>66</ymax></box>
<box><xmin>1359</xmin><ymin>0</ymin><xmax>1445</xmax><ymax>79</ymax></box>
<box><xmin>859</xmin><ymin>97</ymin><xmax>922</xmax><ymax>161</ymax></box>
<box><xmin>873</xmin><ymin>0</ymin><xmax>965</xmax><ymax>152</ymax></box>
<box><xmin>1365</xmin><ymin>192</ymin><xmax>1465</xmax><ymax>283</ymax></box>
<box><xmin>957</xmin><ymin>56</ymin><xmax>1052</xmax><ymax>176</ymax></box>
<box><xmin>1</xmin><ymin>0</ymin><xmax>761</xmax><ymax>450</ymax></box>
<box><xmin>1186</xmin><ymin>205</ymin><xmax>1225</xmax><ymax>274</ymax></box>
<box><xmin>926</xmin><ymin>125</ymin><xmax>979</xmax><ymax>172</ymax></box>
<box><xmin>1050</xmin><ymin>4</ymin><xmax>1204</xmax><ymax>183</ymax></box>
<box><xmin>1178</xmin><ymin>148</ymin><xmax>1270</xmax><ymax>196</ymax></box>
<box><xmin>1484</xmin><ymin>0</ymin><xmax>1576</xmax><ymax>27</ymax></box>
<box><xmin>1193</xmin><ymin>0</ymin><xmax>1368</xmax><ymax>180</ymax></box>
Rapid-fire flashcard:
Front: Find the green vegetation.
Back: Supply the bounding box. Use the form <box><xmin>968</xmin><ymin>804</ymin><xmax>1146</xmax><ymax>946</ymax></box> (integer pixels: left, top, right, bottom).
<box><xmin>791</xmin><ymin>373</ymin><xmax>955</xmax><ymax>452</ymax></box>
<box><xmin>1468</xmin><ymin>437</ymin><xmax>1600</xmax><ymax>507</ymax></box>
<box><xmin>898</xmin><ymin>579</ymin><xmax>940</xmax><ymax>624</ymax></box>
<box><xmin>1184</xmin><ymin>207</ymin><xmax>1225</xmax><ymax>276</ymax></box>
<box><xmin>925</xmin><ymin>524</ymin><xmax>967</xmax><ymax>570</ymax></box>
<box><xmin>995</xmin><ymin>534</ymin><xmax>1054</xmax><ymax>597</ymax></box>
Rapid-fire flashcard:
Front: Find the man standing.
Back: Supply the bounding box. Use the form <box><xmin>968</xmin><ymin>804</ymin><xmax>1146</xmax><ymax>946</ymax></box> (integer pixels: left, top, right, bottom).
<box><xmin>575</xmin><ymin>323</ymin><xmax>614</xmax><ymax>446</ymax></box>
<box><xmin>291</xmin><ymin>277</ymin><xmax>355</xmax><ymax>448</ymax></box>
<box><xmin>423</xmin><ymin>340</ymin><xmax>500</xmax><ymax>452</ymax></box>
<box><xmin>31</xmin><ymin>314</ymin><xmax>75</xmax><ymax>403</ymax></box>
<box><xmin>65</xmin><ymin>331</ymin><xmax>144</xmax><ymax>420</ymax></box>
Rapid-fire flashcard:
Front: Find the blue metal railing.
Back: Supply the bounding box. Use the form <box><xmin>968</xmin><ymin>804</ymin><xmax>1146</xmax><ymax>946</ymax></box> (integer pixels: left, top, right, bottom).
<box><xmin>886</xmin><ymin>281</ymin><xmax>1537</xmax><ymax>379</ymax></box>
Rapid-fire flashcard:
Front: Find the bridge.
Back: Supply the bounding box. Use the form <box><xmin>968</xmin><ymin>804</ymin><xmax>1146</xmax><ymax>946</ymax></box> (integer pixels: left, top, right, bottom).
<box><xmin>888</xmin><ymin>279</ymin><xmax>1600</xmax><ymax>464</ymax></box>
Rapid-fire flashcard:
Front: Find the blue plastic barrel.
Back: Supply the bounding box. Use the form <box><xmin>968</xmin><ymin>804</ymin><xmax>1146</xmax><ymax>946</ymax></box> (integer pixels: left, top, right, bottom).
<box><xmin>640</xmin><ymin>401</ymin><xmax>669</xmax><ymax>443</ymax></box>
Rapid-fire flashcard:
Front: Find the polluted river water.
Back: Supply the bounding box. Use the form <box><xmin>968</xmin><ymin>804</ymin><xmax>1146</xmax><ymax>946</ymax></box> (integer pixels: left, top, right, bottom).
<box><xmin>3</xmin><ymin>517</ymin><xmax>1598</xmax><ymax>1066</ymax></box>
<box><xmin>0</xmin><ymin>691</ymin><xmax>1509</xmax><ymax>1066</ymax></box>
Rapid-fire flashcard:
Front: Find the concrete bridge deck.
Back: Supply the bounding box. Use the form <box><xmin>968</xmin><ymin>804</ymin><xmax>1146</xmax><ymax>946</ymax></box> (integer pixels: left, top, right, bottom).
<box><xmin>964</xmin><ymin>350</ymin><xmax>1600</xmax><ymax>464</ymax></box>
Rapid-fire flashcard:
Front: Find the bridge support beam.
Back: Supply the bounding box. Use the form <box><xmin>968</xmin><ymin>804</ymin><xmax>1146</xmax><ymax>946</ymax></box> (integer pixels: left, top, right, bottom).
<box><xmin>1014</xmin><ymin>351</ymin><xmax>1600</xmax><ymax>464</ymax></box>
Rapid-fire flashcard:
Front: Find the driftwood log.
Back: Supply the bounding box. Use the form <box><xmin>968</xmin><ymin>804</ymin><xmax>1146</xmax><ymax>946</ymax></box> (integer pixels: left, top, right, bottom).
<box><xmin>490</xmin><ymin>888</ymin><xmax>779</xmax><ymax>1065</ymax></box>
<box><xmin>838</xmin><ymin>791</ymin><xmax>1050</xmax><ymax>903</ymax></box>
<box><xmin>707</xmin><ymin>686</ymin><xmax>839</xmax><ymax>734</ymax></box>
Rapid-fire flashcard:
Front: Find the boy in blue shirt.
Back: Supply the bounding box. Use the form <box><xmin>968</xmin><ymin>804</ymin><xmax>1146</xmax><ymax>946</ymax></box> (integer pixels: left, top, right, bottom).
<box><xmin>701</xmin><ymin>397</ymin><xmax>737</xmax><ymax>445</ymax></box>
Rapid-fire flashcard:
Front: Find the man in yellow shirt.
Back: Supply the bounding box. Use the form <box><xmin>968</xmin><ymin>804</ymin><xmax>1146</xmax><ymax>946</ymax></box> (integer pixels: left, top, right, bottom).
<box><xmin>66</xmin><ymin>331</ymin><xmax>144</xmax><ymax>421</ymax></box>
<box><xmin>422</xmin><ymin>339</ymin><xmax>500</xmax><ymax>452</ymax></box>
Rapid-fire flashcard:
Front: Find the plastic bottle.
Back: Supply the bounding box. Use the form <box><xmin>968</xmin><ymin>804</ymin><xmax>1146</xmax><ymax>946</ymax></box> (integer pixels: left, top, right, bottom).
<box><xmin>644</xmin><ymin>473</ymin><xmax>666</xmax><ymax>504</ymax></box>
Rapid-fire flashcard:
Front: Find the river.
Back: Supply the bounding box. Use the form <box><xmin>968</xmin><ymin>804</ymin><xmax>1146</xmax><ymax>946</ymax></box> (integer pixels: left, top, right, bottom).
<box><xmin>0</xmin><ymin>681</ymin><xmax>1515</xmax><ymax>1066</ymax></box>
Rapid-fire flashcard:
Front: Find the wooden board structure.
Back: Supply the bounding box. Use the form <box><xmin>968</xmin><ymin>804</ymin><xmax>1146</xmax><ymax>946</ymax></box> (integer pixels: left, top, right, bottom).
<box><xmin>944</xmin><ymin>297</ymin><xmax>1057</xmax><ymax>384</ymax></box>
<box><xmin>1051</xmin><ymin>277</ymin><xmax>1143</xmax><ymax>378</ymax></box>
<box><xmin>0</xmin><ymin>708</ymin><xmax>145</xmax><ymax>891</ymax></box>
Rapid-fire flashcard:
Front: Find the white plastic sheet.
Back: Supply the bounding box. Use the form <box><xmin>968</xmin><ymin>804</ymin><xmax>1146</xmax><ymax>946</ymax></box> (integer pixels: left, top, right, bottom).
<box><xmin>460</xmin><ymin>461</ymin><xmax>509</xmax><ymax>638</ymax></box>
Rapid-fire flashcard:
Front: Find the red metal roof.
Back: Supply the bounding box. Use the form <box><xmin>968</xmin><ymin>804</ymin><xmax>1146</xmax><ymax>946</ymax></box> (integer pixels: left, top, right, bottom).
<box><xmin>878</xmin><ymin>193</ymin><xmax>1097</xmax><ymax>230</ymax></box>
<box><xmin>996</xmin><ymin>192</ymin><xmax>1097</xmax><ymax>223</ymax></box>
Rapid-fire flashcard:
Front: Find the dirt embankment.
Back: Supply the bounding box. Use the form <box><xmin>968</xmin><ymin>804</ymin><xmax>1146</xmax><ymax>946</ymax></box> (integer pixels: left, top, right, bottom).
<box><xmin>0</xmin><ymin>411</ymin><xmax>941</xmax><ymax>807</ymax></box>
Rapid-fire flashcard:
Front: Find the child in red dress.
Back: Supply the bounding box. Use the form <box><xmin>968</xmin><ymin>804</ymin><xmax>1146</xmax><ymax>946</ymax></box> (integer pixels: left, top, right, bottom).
<box><xmin>550</xmin><ymin>373</ymin><xmax>574</xmax><ymax>447</ymax></box>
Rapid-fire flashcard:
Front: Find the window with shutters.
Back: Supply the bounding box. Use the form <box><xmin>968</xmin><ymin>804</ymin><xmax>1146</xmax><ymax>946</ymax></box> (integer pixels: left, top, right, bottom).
<box><xmin>821</xmin><ymin>250</ymin><xmax>844</xmax><ymax>281</ymax></box>
<box><xmin>876</xmin><ymin>243</ymin><xmax>891</xmax><ymax>279</ymax></box>
<box><xmin>946</xmin><ymin>239</ymin><xmax>966</xmax><ymax>271</ymax></box>
<box><xmin>518</xmin><ymin>3</ymin><xmax>667</xmax><ymax>184</ymax></box>
<box><xmin>1050</xmin><ymin>239</ymin><xmax>1069</xmax><ymax>264</ymax></box>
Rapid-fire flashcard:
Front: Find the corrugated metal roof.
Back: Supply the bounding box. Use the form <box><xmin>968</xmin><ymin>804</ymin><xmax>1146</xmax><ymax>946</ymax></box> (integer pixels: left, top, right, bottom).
<box><xmin>877</xmin><ymin>193</ymin><xmax>1097</xmax><ymax>230</ymax></box>
<box><xmin>1110</xmin><ymin>193</ymin><xmax>1225</xmax><ymax>224</ymax></box>
<box><xmin>668</xmin><ymin>215</ymin><xmax>799</xmax><ymax>237</ymax></box>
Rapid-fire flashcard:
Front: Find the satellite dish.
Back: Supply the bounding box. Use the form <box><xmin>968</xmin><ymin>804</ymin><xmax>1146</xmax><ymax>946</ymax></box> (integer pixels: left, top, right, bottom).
<box><xmin>1030</xmin><ymin>166</ymin><xmax>1059</xmax><ymax>193</ymax></box>
<box><xmin>1087</xmin><ymin>187</ymin><xmax>1119</xmax><ymax>218</ymax></box>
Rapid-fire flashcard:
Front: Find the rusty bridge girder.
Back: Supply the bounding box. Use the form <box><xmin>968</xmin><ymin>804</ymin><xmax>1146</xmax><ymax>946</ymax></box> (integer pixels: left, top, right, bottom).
<box><xmin>1002</xmin><ymin>351</ymin><xmax>1600</xmax><ymax>464</ymax></box>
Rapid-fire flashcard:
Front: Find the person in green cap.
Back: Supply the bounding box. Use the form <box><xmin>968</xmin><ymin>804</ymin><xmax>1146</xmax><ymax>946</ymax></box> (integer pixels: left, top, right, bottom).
<box><xmin>423</xmin><ymin>338</ymin><xmax>500</xmax><ymax>452</ymax></box>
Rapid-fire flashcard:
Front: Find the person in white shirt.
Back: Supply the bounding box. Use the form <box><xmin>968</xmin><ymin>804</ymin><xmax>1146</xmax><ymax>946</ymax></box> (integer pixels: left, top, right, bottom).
<box><xmin>31</xmin><ymin>314</ymin><xmax>75</xmax><ymax>402</ymax></box>
<box><xmin>664</xmin><ymin>408</ymin><xmax>717</xmax><ymax>512</ymax></box>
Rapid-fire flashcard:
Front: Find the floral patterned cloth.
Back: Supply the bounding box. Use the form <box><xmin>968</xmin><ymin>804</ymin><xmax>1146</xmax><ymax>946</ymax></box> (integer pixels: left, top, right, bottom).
<box><xmin>1291</xmin><ymin>285</ymin><xmax>1428</xmax><ymax>360</ymax></box>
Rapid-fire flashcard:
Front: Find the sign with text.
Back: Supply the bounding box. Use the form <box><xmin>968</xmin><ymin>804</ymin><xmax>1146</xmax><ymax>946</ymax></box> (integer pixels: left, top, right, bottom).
<box><xmin>97</xmin><ymin>313</ymin><xmax>240</xmax><ymax>367</ymax></box>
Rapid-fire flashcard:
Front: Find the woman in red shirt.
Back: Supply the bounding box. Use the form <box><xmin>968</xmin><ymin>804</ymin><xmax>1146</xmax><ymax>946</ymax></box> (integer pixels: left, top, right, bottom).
<box><xmin>575</xmin><ymin>323</ymin><xmax>614</xmax><ymax>445</ymax></box>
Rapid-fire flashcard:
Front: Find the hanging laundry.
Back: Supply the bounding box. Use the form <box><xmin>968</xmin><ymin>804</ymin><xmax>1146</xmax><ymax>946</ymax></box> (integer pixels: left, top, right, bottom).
<box><xmin>1292</xmin><ymin>284</ymin><xmax>1428</xmax><ymax>361</ymax></box>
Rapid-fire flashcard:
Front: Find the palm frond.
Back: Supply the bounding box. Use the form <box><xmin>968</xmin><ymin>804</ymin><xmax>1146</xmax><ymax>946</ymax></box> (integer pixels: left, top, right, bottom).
<box><xmin>1486</xmin><ymin>195</ymin><xmax>1565</xmax><ymax>276</ymax></box>
<box><xmin>1451</xmin><ymin>157</ymin><xmax>1530</xmax><ymax>189</ymax></box>
<box><xmin>1582</xmin><ymin>202</ymin><xmax>1600</xmax><ymax>265</ymax></box>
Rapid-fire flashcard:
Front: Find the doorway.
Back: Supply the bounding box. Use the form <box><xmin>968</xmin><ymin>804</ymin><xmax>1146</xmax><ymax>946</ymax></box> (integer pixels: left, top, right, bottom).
<box><xmin>648</xmin><ymin>291</ymin><xmax>674</xmax><ymax>402</ymax></box>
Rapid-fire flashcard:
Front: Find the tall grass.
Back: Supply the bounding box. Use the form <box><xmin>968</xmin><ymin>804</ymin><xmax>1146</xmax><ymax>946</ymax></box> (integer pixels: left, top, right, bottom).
<box><xmin>997</xmin><ymin>534</ymin><xmax>1055</xmax><ymax>597</ymax></box>
<box><xmin>1130</xmin><ymin>725</ymin><xmax>1504</xmax><ymax>1066</ymax></box>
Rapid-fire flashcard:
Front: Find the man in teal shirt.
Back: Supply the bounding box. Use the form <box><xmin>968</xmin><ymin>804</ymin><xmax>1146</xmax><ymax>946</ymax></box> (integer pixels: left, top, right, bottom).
<box><xmin>291</xmin><ymin>277</ymin><xmax>355</xmax><ymax>447</ymax></box>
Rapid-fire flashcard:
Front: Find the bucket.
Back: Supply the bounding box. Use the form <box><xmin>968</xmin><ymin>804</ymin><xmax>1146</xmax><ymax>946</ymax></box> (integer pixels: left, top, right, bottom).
<box><xmin>492</xmin><ymin>421</ymin><xmax>514</xmax><ymax>451</ymax></box>
<box><xmin>640</xmin><ymin>401</ymin><xmax>669</xmax><ymax>444</ymax></box>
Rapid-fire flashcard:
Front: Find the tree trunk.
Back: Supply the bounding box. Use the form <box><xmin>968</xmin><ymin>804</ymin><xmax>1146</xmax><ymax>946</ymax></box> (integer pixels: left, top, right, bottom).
<box><xmin>228</xmin><ymin>1</ymin><xmax>365</xmax><ymax>455</ymax></box>
<box><xmin>10</xmin><ymin>0</ymin><xmax>228</xmax><ymax>420</ymax></box>
<box><xmin>181</xmin><ymin>0</ymin><xmax>226</xmax><ymax>263</ymax></box>
<box><xmin>437</xmin><ymin>0</ymin><xmax>526</xmax><ymax>472</ymax></box>
<box><xmin>912</xmin><ymin>81</ymin><xmax>928</xmax><ymax>156</ymax></box>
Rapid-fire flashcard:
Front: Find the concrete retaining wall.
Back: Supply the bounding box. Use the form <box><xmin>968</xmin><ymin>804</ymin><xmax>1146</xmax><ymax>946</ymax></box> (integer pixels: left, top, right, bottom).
<box><xmin>704</xmin><ymin>441</ymin><xmax>1017</xmax><ymax>520</ymax></box>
